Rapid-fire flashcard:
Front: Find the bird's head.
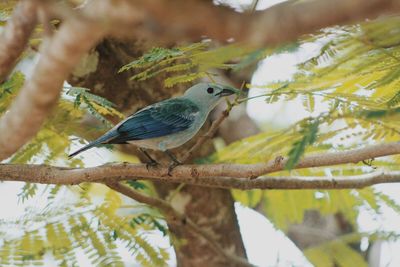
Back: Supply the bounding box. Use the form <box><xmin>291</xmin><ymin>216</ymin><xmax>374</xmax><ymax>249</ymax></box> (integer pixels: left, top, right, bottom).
<box><xmin>183</xmin><ymin>82</ymin><xmax>241</xmax><ymax>109</ymax></box>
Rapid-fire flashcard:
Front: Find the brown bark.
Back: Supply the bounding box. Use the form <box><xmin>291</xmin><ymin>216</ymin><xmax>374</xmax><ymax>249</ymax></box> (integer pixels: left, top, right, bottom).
<box><xmin>2</xmin><ymin>163</ymin><xmax>400</xmax><ymax>190</ymax></box>
<box><xmin>125</xmin><ymin>0</ymin><xmax>400</xmax><ymax>46</ymax></box>
<box><xmin>67</xmin><ymin>40</ymin><xmax>247</xmax><ymax>266</ymax></box>
<box><xmin>0</xmin><ymin>0</ymin><xmax>38</xmax><ymax>83</ymax></box>
<box><xmin>0</xmin><ymin>18</ymin><xmax>105</xmax><ymax>160</ymax></box>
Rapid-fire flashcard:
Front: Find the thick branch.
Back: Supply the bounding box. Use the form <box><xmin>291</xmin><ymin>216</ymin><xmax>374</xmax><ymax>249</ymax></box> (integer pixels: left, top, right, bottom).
<box><xmin>0</xmin><ymin>0</ymin><xmax>38</xmax><ymax>83</ymax></box>
<box><xmin>0</xmin><ymin>0</ymin><xmax>142</xmax><ymax>161</ymax></box>
<box><xmin>134</xmin><ymin>0</ymin><xmax>400</xmax><ymax>45</ymax></box>
<box><xmin>0</xmin><ymin>18</ymin><xmax>105</xmax><ymax>160</ymax></box>
<box><xmin>1</xmin><ymin>142</ymin><xmax>400</xmax><ymax>189</ymax></box>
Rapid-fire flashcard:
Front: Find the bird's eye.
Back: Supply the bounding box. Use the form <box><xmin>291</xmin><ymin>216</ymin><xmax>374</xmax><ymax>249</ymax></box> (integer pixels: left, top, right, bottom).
<box><xmin>207</xmin><ymin>87</ymin><xmax>214</xmax><ymax>94</ymax></box>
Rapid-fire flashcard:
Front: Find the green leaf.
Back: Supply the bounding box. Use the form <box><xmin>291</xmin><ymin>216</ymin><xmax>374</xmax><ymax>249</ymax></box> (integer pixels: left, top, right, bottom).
<box><xmin>130</xmin><ymin>214</ymin><xmax>167</xmax><ymax>236</ymax></box>
<box><xmin>119</xmin><ymin>47</ymin><xmax>185</xmax><ymax>72</ymax></box>
<box><xmin>0</xmin><ymin>71</ymin><xmax>25</xmax><ymax>113</ymax></box>
<box><xmin>304</xmin><ymin>247</ymin><xmax>333</xmax><ymax>267</ymax></box>
<box><xmin>285</xmin><ymin>119</ymin><xmax>320</xmax><ymax>170</ymax></box>
<box><xmin>305</xmin><ymin>236</ymin><xmax>368</xmax><ymax>267</ymax></box>
<box><xmin>119</xmin><ymin>41</ymin><xmax>253</xmax><ymax>87</ymax></box>
<box><xmin>65</xmin><ymin>86</ymin><xmax>123</xmax><ymax>127</ymax></box>
<box><xmin>17</xmin><ymin>183</ymin><xmax>38</xmax><ymax>203</ymax></box>
<box><xmin>126</xmin><ymin>180</ymin><xmax>147</xmax><ymax>190</ymax></box>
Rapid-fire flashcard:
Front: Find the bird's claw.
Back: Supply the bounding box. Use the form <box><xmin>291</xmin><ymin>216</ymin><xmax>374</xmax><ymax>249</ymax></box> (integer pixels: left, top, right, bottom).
<box><xmin>146</xmin><ymin>160</ymin><xmax>159</xmax><ymax>171</ymax></box>
<box><xmin>167</xmin><ymin>162</ymin><xmax>180</xmax><ymax>176</ymax></box>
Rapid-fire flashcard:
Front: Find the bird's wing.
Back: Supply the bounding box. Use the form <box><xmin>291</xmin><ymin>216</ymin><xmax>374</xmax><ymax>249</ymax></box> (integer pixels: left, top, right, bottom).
<box><xmin>109</xmin><ymin>98</ymin><xmax>199</xmax><ymax>143</ymax></box>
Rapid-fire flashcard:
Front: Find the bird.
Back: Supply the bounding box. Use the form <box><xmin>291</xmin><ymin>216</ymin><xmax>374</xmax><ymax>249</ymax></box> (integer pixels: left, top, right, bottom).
<box><xmin>68</xmin><ymin>82</ymin><xmax>239</xmax><ymax>166</ymax></box>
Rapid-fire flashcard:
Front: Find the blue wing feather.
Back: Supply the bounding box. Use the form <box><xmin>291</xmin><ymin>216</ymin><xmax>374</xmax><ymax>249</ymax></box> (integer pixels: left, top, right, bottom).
<box><xmin>108</xmin><ymin>98</ymin><xmax>199</xmax><ymax>143</ymax></box>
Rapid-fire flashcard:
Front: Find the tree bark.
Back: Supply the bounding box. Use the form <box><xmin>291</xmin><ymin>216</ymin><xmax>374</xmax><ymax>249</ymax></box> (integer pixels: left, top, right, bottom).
<box><xmin>67</xmin><ymin>39</ymin><xmax>247</xmax><ymax>266</ymax></box>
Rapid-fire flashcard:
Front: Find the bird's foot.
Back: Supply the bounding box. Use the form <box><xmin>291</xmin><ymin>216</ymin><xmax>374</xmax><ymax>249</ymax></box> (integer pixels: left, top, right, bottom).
<box><xmin>139</xmin><ymin>148</ymin><xmax>160</xmax><ymax>170</ymax></box>
<box><xmin>145</xmin><ymin>159</ymin><xmax>159</xmax><ymax>171</ymax></box>
<box><xmin>167</xmin><ymin>161</ymin><xmax>181</xmax><ymax>176</ymax></box>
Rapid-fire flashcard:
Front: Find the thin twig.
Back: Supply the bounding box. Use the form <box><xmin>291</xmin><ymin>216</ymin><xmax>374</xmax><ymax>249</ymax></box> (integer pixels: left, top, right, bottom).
<box><xmin>182</xmin><ymin>94</ymin><xmax>241</xmax><ymax>163</ymax></box>
<box><xmin>182</xmin><ymin>109</ymin><xmax>230</xmax><ymax>163</ymax></box>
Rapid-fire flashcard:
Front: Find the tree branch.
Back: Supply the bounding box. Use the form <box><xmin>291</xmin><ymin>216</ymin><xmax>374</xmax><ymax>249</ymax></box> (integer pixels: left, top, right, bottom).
<box><xmin>0</xmin><ymin>0</ymin><xmax>143</xmax><ymax>161</ymax></box>
<box><xmin>106</xmin><ymin>182</ymin><xmax>254</xmax><ymax>267</ymax></box>
<box><xmin>132</xmin><ymin>0</ymin><xmax>400</xmax><ymax>46</ymax></box>
<box><xmin>1</xmin><ymin>142</ymin><xmax>400</xmax><ymax>189</ymax></box>
<box><xmin>1</xmin><ymin>163</ymin><xmax>400</xmax><ymax>190</ymax></box>
<box><xmin>0</xmin><ymin>18</ymin><xmax>105</xmax><ymax>160</ymax></box>
<box><xmin>179</xmin><ymin>171</ymin><xmax>400</xmax><ymax>190</ymax></box>
<box><xmin>0</xmin><ymin>0</ymin><xmax>38</xmax><ymax>83</ymax></box>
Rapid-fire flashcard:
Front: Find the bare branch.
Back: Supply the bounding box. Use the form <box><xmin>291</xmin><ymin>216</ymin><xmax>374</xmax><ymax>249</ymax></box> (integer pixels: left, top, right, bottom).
<box><xmin>1</xmin><ymin>142</ymin><xmax>400</xmax><ymax>189</ymax></box>
<box><xmin>106</xmin><ymin>182</ymin><xmax>254</xmax><ymax>267</ymax></box>
<box><xmin>0</xmin><ymin>0</ymin><xmax>38</xmax><ymax>83</ymax></box>
<box><xmin>264</xmin><ymin>142</ymin><xmax>400</xmax><ymax>174</ymax></box>
<box><xmin>179</xmin><ymin>171</ymin><xmax>400</xmax><ymax>190</ymax></box>
<box><xmin>1</xmin><ymin>163</ymin><xmax>400</xmax><ymax>190</ymax></box>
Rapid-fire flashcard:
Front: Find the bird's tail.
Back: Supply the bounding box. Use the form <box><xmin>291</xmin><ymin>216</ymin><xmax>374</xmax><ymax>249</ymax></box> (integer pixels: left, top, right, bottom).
<box><xmin>68</xmin><ymin>130</ymin><xmax>118</xmax><ymax>158</ymax></box>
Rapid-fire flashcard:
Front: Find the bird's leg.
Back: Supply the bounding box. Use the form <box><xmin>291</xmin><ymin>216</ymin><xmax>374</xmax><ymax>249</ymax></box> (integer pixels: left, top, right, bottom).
<box><xmin>165</xmin><ymin>149</ymin><xmax>181</xmax><ymax>164</ymax></box>
<box><xmin>138</xmin><ymin>148</ymin><xmax>159</xmax><ymax>169</ymax></box>
<box><xmin>164</xmin><ymin>149</ymin><xmax>181</xmax><ymax>175</ymax></box>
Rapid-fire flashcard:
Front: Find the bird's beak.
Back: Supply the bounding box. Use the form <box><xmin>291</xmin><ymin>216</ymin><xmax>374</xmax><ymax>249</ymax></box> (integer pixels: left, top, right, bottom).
<box><xmin>215</xmin><ymin>88</ymin><xmax>238</xmax><ymax>97</ymax></box>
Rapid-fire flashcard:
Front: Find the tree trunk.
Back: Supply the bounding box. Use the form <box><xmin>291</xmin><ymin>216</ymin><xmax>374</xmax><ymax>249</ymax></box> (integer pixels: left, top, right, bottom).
<box><xmin>68</xmin><ymin>39</ymin><xmax>247</xmax><ymax>266</ymax></box>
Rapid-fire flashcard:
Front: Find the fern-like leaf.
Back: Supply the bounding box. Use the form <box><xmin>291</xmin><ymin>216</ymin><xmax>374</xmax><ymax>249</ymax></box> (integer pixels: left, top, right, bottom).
<box><xmin>285</xmin><ymin>119</ymin><xmax>320</xmax><ymax>170</ymax></box>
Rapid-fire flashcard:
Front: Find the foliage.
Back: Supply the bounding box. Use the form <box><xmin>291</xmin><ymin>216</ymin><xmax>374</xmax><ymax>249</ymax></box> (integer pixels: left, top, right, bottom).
<box><xmin>0</xmin><ymin>1</ymin><xmax>18</xmax><ymax>23</ymax></box>
<box><xmin>304</xmin><ymin>232</ymin><xmax>369</xmax><ymax>267</ymax></box>
<box><xmin>0</xmin><ymin>71</ymin><xmax>170</xmax><ymax>265</ymax></box>
<box><xmin>119</xmin><ymin>41</ymin><xmax>252</xmax><ymax>87</ymax></box>
<box><xmin>209</xmin><ymin>15</ymin><xmax>400</xmax><ymax>266</ymax></box>
<box><xmin>0</xmin><ymin>186</ymin><xmax>169</xmax><ymax>267</ymax></box>
<box><xmin>0</xmin><ymin>71</ymin><xmax>24</xmax><ymax>113</ymax></box>
<box><xmin>65</xmin><ymin>86</ymin><xmax>124</xmax><ymax>127</ymax></box>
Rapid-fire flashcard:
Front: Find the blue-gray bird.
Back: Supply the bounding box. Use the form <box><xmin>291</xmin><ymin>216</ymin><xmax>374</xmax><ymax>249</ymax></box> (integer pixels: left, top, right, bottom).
<box><xmin>68</xmin><ymin>83</ymin><xmax>238</xmax><ymax>164</ymax></box>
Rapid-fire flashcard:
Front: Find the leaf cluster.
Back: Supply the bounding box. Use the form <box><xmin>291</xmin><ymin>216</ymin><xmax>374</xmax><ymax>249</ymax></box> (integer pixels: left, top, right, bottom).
<box><xmin>119</xmin><ymin>41</ymin><xmax>252</xmax><ymax>87</ymax></box>
<box><xmin>0</xmin><ymin>186</ymin><xmax>170</xmax><ymax>267</ymax></box>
